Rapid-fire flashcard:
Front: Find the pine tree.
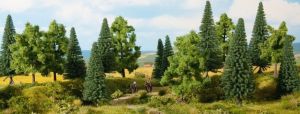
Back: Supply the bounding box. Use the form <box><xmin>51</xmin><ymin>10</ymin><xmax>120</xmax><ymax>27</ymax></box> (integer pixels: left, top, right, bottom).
<box><xmin>64</xmin><ymin>27</ymin><xmax>86</xmax><ymax>79</ymax></box>
<box><xmin>199</xmin><ymin>1</ymin><xmax>223</xmax><ymax>77</ymax></box>
<box><xmin>98</xmin><ymin>18</ymin><xmax>116</xmax><ymax>72</ymax></box>
<box><xmin>161</xmin><ymin>35</ymin><xmax>173</xmax><ymax>75</ymax></box>
<box><xmin>249</xmin><ymin>2</ymin><xmax>270</xmax><ymax>74</ymax></box>
<box><xmin>222</xmin><ymin>18</ymin><xmax>255</xmax><ymax>106</ymax></box>
<box><xmin>215</xmin><ymin>13</ymin><xmax>234</xmax><ymax>62</ymax></box>
<box><xmin>111</xmin><ymin>16</ymin><xmax>141</xmax><ymax>78</ymax></box>
<box><xmin>277</xmin><ymin>36</ymin><xmax>300</xmax><ymax>95</ymax></box>
<box><xmin>152</xmin><ymin>39</ymin><xmax>164</xmax><ymax>79</ymax></box>
<box><xmin>83</xmin><ymin>42</ymin><xmax>106</xmax><ymax>104</ymax></box>
<box><xmin>0</xmin><ymin>15</ymin><xmax>16</xmax><ymax>76</ymax></box>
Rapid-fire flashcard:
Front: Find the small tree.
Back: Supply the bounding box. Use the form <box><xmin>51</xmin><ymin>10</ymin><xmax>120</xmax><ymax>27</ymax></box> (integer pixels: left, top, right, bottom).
<box><xmin>152</xmin><ymin>39</ymin><xmax>164</xmax><ymax>79</ymax></box>
<box><xmin>161</xmin><ymin>35</ymin><xmax>173</xmax><ymax>75</ymax></box>
<box><xmin>111</xmin><ymin>16</ymin><xmax>141</xmax><ymax>78</ymax></box>
<box><xmin>83</xmin><ymin>42</ymin><xmax>106</xmax><ymax>104</ymax></box>
<box><xmin>64</xmin><ymin>27</ymin><xmax>86</xmax><ymax>79</ymax></box>
<box><xmin>222</xmin><ymin>18</ymin><xmax>255</xmax><ymax>106</ymax></box>
<box><xmin>277</xmin><ymin>36</ymin><xmax>300</xmax><ymax>95</ymax></box>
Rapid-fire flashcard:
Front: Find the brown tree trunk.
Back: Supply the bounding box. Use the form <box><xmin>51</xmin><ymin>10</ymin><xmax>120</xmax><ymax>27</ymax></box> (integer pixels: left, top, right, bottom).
<box><xmin>53</xmin><ymin>72</ymin><xmax>57</xmax><ymax>81</ymax></box>
<box><xmin>257</xmin><ymin>67</ymin><xmax>263</xmax><ymax>74</ymax></box>
<box><xmin>32</xmin><ymin>73</ymin><xmax>36</xmax><ymax>84</ymax></box>
<box><xmin>121</xmin><ymin>69</ymin><xmax>125</xmax><ymax>78</ymax></box>
<box><xmin>205</xmin><ymin>71</ymin><xmax>209</xmax><ymax>77</ymax></box>
<box><xmin>274</xmin><ymin>63</ymin><xmax>278</xmax><ymax>77</ymax></box>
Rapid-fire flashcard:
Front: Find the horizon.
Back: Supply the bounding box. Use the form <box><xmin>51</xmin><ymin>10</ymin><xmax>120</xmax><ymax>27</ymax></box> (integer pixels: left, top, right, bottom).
<box><xmin>0</xmin><ymin>0</ymin><xmax>299</xmax><ymax>51</ymax></box>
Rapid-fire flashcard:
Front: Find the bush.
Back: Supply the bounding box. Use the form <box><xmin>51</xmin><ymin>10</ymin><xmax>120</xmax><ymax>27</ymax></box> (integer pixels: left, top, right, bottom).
<box><xmin>0</xmin><ymin>99</ymin><xmax>6</xmax><ymax>109</ymax></box>
<box><xmin>138</xmin><ymin>90</ymin><xmax>148</xmax><ymax>100</ymax></box>
<box><xmin>280</xmin><ymin>92</ymin><xmax>300</xmax><ymax>110</ymax></box>
<box><xmin>158</xmin><ymin>89</ymin><xmax>167</xmax><ymax>96</ymax></box>
<box><xmin>134</xmin><ymin>72</ymin><xmax>146</xmax><ymax>78</ymax></box>
<box><xmin>111</xmin><ymin>89</ymin><xmax>124</xmax><ymax>99</ymax></box>
<box><xmin>148</xmin><ymin>96</ymin><xmax>175</xmax><ymax>107</ymax></box>
<box><xmin>254</xmin><ymin>75</ymin><xmax>277</xmax><ymax>100</ymax></box>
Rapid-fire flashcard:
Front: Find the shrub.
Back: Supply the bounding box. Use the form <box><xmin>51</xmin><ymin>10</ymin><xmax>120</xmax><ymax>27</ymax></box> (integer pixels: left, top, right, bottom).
<box><xmin>148</xmin><ymin>96</ymin><xmax>175</xmax><ymax>107</ymax></box>
<box><xmin>0</xmin><ymin>99</ymin><xmax>6</xmax><ymax>109</ymax></box>
<box><xmin>280</xmin><ymin>92</ymin><xmax>300</xmax><ymax>110</ymax></box>
<box><xmin>134</xmin><ymin>72</ymin><xmax>146</xmax><ymax>78</ymax></box>
<box><xmin>8</xmin><ymin>96</ymin><xmax>31</xmax><ymax>114</ymax></box>
<box><xmin>254</xmin><ymin>75</ymin><xmax>277</xmax><ymax>100</ymax></box>
<box><xmin>138</xmin><ymin>90</ymin><xmax>148</xmax><ymax>100</ymax></box>
<box><xmin>158</xmin><ymin>89</ymin><xmax>167</xmax><ymax>96</ymax></box>
<box><xmin>111</xmin><ymin>89</ymin><xmax>124</xmax><ymax>99</ymax></box>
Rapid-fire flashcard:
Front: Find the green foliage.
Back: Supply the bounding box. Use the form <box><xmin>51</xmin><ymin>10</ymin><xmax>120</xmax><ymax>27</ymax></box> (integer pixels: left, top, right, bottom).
<box><xmin>0</xmin><ymin>99</ymin><xmax>5</xmax><ymax>109</ymax></box>
<box><xmin>254</xmin><ymin>75</ymin><xmax>277</xmax><ymax>100</ymax></box>
<box><xmin>215</xmin><ymin>13</ymin><xmax>235</xmax><ymax>61</ymax></box>
<box><xmin>153</xmin><ymin>38</ymin><xmax>164</xmax><ymax>79</ymax></box>
<box><xmin>111</xmin><ymin>89</ymin><xmax>124</xmax><ymax>99</ymax></box>
<box><xmin>64</xmin><ymin>27</ymin><xmax>86</xmax><ymax>79</ymax></box>
<box><xmin>280</xmin><ymin>92</ymin><xmax>300</xmax><ymax>110</ymax></box>
<box><xmin>277</xmin><ymin>37</ymin><xmax>300</xmax><ymax>95</ymax></box>
<box><xmin>98</xmin><ymin>18</ymin><xmax>116</xmax><ymax>72</ymax></box>
<box><xmin>199</xmin><ymin>1</ymin><xmax>223</xmax><ymax>76</ymax></box>
<box><xmin>222</xmin><ymin>18</ymin><xmax>255</xmax><ymax>104</ymax></box>
<box><xmin>83</xmin><ymin>42</ymin><xmax>107</xmax><ymax>104</ymax></box>
<box><xmin>249</xmin><ymin>2</ymin><xmax>270</xmax><ymax>73</ymax></box>
<box><xmin>134</xmin><ymin>72</ymin><xmax>146</xmax><ymax>78</ymax></box>
<box><xmin>148</xmin><ymin>96</ymin><xmax>175</xmax><ymax>108</ymax></box>
<box><xmin>111</xmin><ymin>16</ymin><xmax>141</xmax><ymax>78</ymax></box>
<box><xmin>195</xmin><ymin>76</ymin><xmax>224</xmax><ymax>103</ymax></box>
<box><xmin>158</xmin><ymin>89</ymin><xmax>167</xmax><ymax>96</ymax></box>
<box><xmin>0</xmin><ymin>15</ymin><xmax>16</xmax><ymax>76</ymax></box>
<box><xmin>161</xmin><ymin>35</ymin><xmax>174</xmax><ymax>75</ymax></box>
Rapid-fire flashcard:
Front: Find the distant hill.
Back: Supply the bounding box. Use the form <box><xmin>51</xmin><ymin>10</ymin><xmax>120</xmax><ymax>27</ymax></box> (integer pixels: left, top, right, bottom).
<box><xmin>293</xmin><ymin>42</ymin><xmax>300</xmax><ymax>54</ymax></box>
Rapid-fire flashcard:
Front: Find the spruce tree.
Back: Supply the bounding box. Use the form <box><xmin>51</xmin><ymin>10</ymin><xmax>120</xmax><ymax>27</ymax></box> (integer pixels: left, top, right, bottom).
<box><xmin>277</xmin><ymin>36</ymin><xmax>300</xmax><ymax>95</ymax></box>
<box><xmin>222</xmin><ymin>18</ymin><xmax>255</xmax><ymax>106</ymax></box>
<box><xmin>0</xmin><ymin>15</ymin><xmax>16</xmax><ymax>76</ymax></box>
<box><xmin>161</xmin><ymin>35</ymin><xmax>173</xmax><ymax>75</ymax></box>
<box><xmin>249</xmin><ymin>2</ymin><xmax>270</xmax><ymax>74</ymax></box>
<box><xmin>98</xmin><ymin>18</ymin><xmax>116</xmax><ymax>72</ymax></box>
<box><xmin>83</xmin><ymin>42</ymin><xmax>106</xmax><ymax>104</ymax></box>
<box><xmin>199</xmin><ymin>1</ymin><xmax>223</xmax><ymax>77</ymax></box>
<box><xmin>64</xmin><ymin>27</ymin><xmax>86</xmax><ymax>79</ymax></box>
<box><xmin>152</xmin><ymin>39</ymin><xmax>164</xmax><ymax>79</ymax></box>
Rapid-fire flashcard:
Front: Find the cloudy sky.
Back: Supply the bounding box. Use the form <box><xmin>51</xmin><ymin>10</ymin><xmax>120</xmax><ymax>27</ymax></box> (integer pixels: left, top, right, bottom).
<box><xmin>0</xmin><ymin>0</ymin><xmax>299</xmax><ymax>51</ymax></box>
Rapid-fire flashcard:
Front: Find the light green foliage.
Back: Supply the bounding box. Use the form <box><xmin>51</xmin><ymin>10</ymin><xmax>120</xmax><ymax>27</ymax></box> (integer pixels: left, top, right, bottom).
<box><xmin>199</xmin><ymin>1</ymin><xmax>223</xmax><ymax>76</ymax></box>
<box><xmin>111</xmin><ymin>16</ymin><xmax>141</xmax><ymax>78</ymax></box>
<box><xmin>222</xmin><ymin>18</ymin><xmax>255</xmax><ymax>104</ymax></box>
<box><xmin>153</xmin><ymin>39</ymin><xmax>164</xmax><ymax>79</ymax></box>
<box><xmin>111</xmin><ymin>89</ymin><xmax>123</xmax><ymax>99</ymax></box>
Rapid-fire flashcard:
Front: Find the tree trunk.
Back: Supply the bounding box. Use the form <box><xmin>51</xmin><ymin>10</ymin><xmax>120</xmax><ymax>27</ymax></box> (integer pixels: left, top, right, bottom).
<box><xmin>32</xmin><ymin>73</ymin><xmax>36</xmax><ymax>84</ymax></box>
<box><xmin>53</xmin><ymin>72</ymin><xmax>57</xmax><ymax>81</ymax></box>
<box><xmin>205</xmin><ymin>71</ymin><xmax>209</xmax><ymax>77</ymax></box>
<box><xmin>121</xmin><ymin>69</ymin><xmax>125</xmax><ymax>78</ymax></box>
<box><xmin>257</xmin><ymin>67</ymin><xmax>263</xmax><ymax>74</ymax></box>
<box><xmin>274</xmin><ymin>63</ymin><xmax>278</xmax><ymax>77</ymax></box>
<box><xmin>236</xmin><ymin>97</ymin><xmax>242</xmax><ymax>107</ymax></box>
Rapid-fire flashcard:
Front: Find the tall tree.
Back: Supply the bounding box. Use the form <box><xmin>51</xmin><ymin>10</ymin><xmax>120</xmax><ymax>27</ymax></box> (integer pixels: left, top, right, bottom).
<box><xmin>215</xmin><ymin>13</ymin><xmax>234</xmax><ymax>62</ymax></box>
<box><xmin>98</xmin><ymin>18</ymin><xmax>116</xmax><ymax>72</ymax></box>
<box><xmin>152</xmin><ymin>39</ymin><xmax>164</xmax><ymax>79</ymax></box>
<box><xmin>222</xmin><ymin>18</ymin><xmax>254</xmax><ymax>106</ymax></box>
<box><xmin>64</xmin><ymin>27</ymin><xmax>86</xmax><ymax>79</ymax></box>
<box><xmin>10</xmin><ymin>23</ymin><xmax>43</xmax><ymax>83</ymax></box>
<box><xmin>111</xmin><ymin>16</ymin><xmax>141</xmax><ymax>78</ymax></box>
<box><xmin>83</xmin><ymin>42</ymin><xmax>106</xmax><ymax>104</ymax></box>
<box><xmin>39</xmin><ymin>20</ymin><xmax>68</xmax><ymax>81</ymax></box>
<box><xmin>199</xmin><ymin>1</ymin><xmax>223</xmax><ymax>77</ymax></box>
<box><xmin>161</xmin><ymin>35</ymin><xmax>173</xmax><ymax>75</ymax></box>
<box><xmin>0</xmin><ymin>15</ymin><xmax>16</xmax><ymax>76</ymax></box>
<box><xmin>277</xmin><ymin>36</ymin><xmax>300</xmax><ymax>95</ymax></box>
<box><xmin>261</xmin><ymin>22</ymin><xmax>287</xmax><ymax>77</ymax></box>
<box><xmin>249</xmin><ymin>2</ymin><xmax>270</xmax><ymax>74</ymax></box>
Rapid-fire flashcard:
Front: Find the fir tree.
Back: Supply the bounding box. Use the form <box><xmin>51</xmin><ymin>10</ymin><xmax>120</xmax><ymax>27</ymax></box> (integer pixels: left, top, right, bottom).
<box><xmin>152</xmin><ymin>39</ymin><xmax>164</xmax><ymax>79</ymax></box>
<box><xmin>161</xmin><ymin>35</ymin><xmax>173</xmax><ymax>75</ymax></box>
<box><xmin>222</xmin><ymin>18</ymin><xmax>255</xmax><ymax>106</ymax></box>
<box><xmin>0</xmin><ymin>15</ymin><xmax>16</xmax><ymax>76</ymax></box>
<box><xmin>64</xmin><ymin>27</ymin><xmax>86</xmax><ymax>79</ymax></box>
<box><xmin>199</xmin><ymin>1</ymin><xmax>223</xmax><ymax>77</ymax></box>
<box><xmin>83</xmin><ymin>42</ymin><xmax>106</xmax><ymax>104</ymax></box>
<box><xmin>277</xmin><ymin>36</ymin><xmax>300</xmax><ymax>95</ymax></box>
<box><xmin>249</xmin><ymin>2</ymin><xmax>270</xmax><ymax>74</ymax></box>
<box><xmin>98</xmin><ymin>18</ymin><xmax>116</xmax><ymax>72</ymax></box>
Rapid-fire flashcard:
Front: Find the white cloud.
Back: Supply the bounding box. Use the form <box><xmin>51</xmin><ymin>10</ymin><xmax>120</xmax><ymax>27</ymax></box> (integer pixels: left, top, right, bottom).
<box><xmin>0</xmin><ymin>0</ymin><xmax>33</xmax><ymax>12</ymax></box>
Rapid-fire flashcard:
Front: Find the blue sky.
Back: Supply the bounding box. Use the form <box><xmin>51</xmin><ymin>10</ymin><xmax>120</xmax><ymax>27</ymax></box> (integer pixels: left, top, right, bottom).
<box><xmin>0</xmin><ymin>0</ymin><xmax>299</xmax><ymax>51</ymax></box>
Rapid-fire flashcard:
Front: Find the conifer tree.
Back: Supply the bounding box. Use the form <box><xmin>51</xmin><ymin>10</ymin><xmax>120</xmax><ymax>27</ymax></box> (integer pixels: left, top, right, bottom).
<box><xmin>277</xmin><ymin>36</ymin><xmax>300</xmax><ymax>95</ymax></box>
<box><xmin>161</xmin><ymin>35</ymin><xmax>173</xmax><ymax>75</ymax></box>
<box><xmin>111</xmin><ymin>16</ymin><xmax>141</xmax><ymax>78</ymax></box>
<box><xmin>199</xmin><ymin>1</ymin><xmax>223</xmax><ymax>77</ymax></box>
<box><xmin>249</xmin><ymin>2</ymin><xmax>270</xmax><ymax>73</ymax></box>
<box><xmin>222</xmin><ymin>18</ymin><xmax>254</xmax><ymax>106</ymax></box>
<box><xmin>98</xmin><ymin>18</ymin><xmax>116</xmax><ymax>72</ymax></box>
<box><xmin>0</xmin><ymin>15</ymin><xmax>16</xmax><ymax>76</ymax></box>
<box><xmin>64</xmin><ymin>27</ymin><xmax>86</xmax><ymax>79</ymax></box>
<box><xmin>83</xmin><ymin>42</ymin><xmax>106</xmax><ymax>104</ymax></box>
<box><xmin>152</xmin><ymin>39</ymin><xmax>164</xmax><ymax>79</ymax></box>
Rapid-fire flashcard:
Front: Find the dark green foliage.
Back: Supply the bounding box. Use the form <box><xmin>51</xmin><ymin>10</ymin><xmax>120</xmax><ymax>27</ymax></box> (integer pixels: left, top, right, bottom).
<box><xmin>222</xmin><ymin>18</ymin><xmax>255</xmax><ymax>105</ymax></box>
<box><xmin>111</xmin><ymin>16</ymin><xmax>141</xmax><ymax>78</ymax></box>
<box><xmin>249</xmin><ymin>2</ymin><xmax>270</xmax><ymax>73</ymax></box>
<box><xmin>199</xmin><ymin>1</ymin><xmax>223</xmax><ymax>76</ymax></box>
<box><xmin>161</xmin><ymin>36</ymin><xmax>173</xmax><ymax>75</ymax></box>
<box><xmin>64</xmin><ymin>27</ymin><xmax>86</xmax><ymax>79</ymax></box>
<box><xmin>153</xmin><ymin>39</ymin><xmax>164</xmax><ymax>79</ymax></box>
<box><xmin>215</xmin><ymin>13</ymin><xmax>234</xmax><ymax>61</ymax></box>
<box><xmin>83</xmin><ymin>42</ymin><xmax>106</xmax><ymax>104</ymax></box>
<box><xmin>0</xmin><ymin>15</ymin><xmax>16</xmax><ymax>76</ymax></box>
<box><xmin>98</xmin><ymin>18</ymin><xmax>116</xmax><ymax>72</ymax></box>
<box><xmin>277</xmin><ymin>37</ymin><xmax>300</xmax><ymax>95</ymax></box>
